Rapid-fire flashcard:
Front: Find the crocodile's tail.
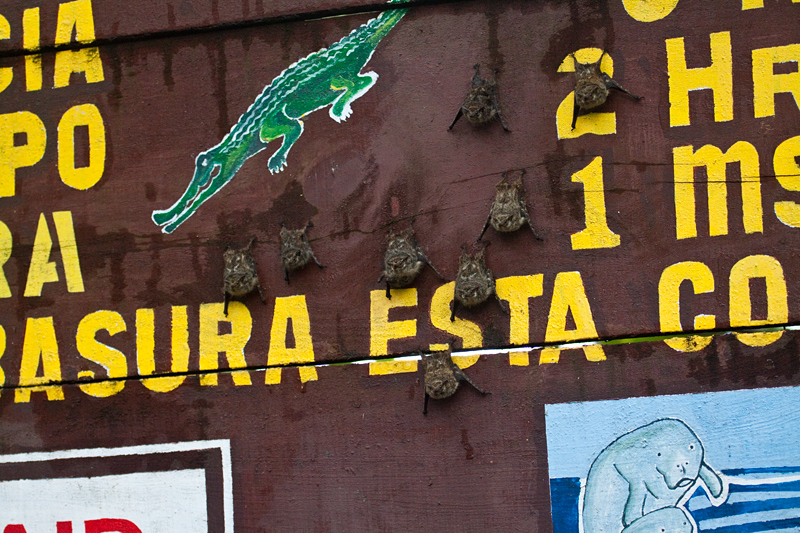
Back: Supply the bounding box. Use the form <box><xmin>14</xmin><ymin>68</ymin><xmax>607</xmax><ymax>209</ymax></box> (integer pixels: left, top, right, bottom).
<box><xmin>363</xmin><ymin>4</ymin><xmax>408</xmax><ymax>48</ymax></box>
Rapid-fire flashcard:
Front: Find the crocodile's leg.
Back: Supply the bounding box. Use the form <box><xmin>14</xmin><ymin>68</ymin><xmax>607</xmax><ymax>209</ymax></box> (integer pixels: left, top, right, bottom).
<box><xmin>261</xmin><ymin>108</ymin><xmax>305</xmax><ymax>174</ymax></box>
<box><xmin>329</xmin><ymin>72</ymin><xmax>378</xmax><ymax>123</ymax></box>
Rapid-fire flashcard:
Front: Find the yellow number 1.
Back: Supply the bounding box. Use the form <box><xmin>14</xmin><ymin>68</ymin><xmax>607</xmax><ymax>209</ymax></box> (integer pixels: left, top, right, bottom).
<box><xmin>571</xmin><ymin>157</ymin><xmax>621</xmax><ymax>250</ymax></box>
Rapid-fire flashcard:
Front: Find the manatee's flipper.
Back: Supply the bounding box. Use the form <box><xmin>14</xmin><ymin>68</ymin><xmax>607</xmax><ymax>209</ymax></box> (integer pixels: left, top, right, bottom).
<box><xmin>699</xmin><ymin>462</ymin><xmax>724</xmax><ymax>498</ymax></box>
<box><xmin>329</xmin><ymin>72</ymin><xmax>378</xmax><ymax>123</ymax></box>
<box><xmin>622</xmin><ymin>482</ymin><xmax>647</xmax><ymax>527</ymax></box>
<box><xmin>602</xmin><ymin>73</ymin><xmax>642</xmax><ymax>100</ymax></box>
<box><xmin>261</xmin><ymin>109</ymin><xmax>305</xmax><ymax>174</ymax></box>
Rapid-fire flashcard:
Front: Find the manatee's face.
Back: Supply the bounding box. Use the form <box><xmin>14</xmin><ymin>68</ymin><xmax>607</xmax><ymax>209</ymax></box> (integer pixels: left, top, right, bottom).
<box><xmin>627</xmin><ymin>507</ymin><xmax>694</xmax><ymax>533</ymax></box>
<box><xmin>653</xmin><ymin>424</ymin><xmax>704</xmax><ymax>490</ymax></box>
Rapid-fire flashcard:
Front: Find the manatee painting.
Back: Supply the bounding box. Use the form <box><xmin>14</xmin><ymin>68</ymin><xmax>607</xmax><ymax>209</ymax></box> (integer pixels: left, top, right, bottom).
<box><xmin>619</xmin><ymin>507</ymin><xmax>694</xmax><ymax>533</ymax></box>
<box><xmin>581</xmin><ymin>418</ymin><xmax>724</xmax><ymax>533</ymax></box>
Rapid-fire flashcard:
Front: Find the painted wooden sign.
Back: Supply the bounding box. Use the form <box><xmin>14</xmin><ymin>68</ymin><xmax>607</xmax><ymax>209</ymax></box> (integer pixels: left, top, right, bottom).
<box><xmin>0</xmin><ymin>0</ymin><xmax>798</xmax><ymax>530</ymax></box>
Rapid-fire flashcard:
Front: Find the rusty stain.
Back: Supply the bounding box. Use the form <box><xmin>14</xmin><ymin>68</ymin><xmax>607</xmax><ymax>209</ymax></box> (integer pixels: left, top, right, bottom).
<box><xmin>461</xmin><ymin>428</ymin><xmax>474</xmax><ymax>460</ymax></box>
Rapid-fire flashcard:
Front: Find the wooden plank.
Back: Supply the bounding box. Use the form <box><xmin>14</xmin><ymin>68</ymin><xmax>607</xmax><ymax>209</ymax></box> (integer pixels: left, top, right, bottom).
<box><xmin>0</xmin><ymin>0</ymin><xmax>421</xmax><ymax>53</ymax></box>
<box><xmin>1</xmin><ymin>0</ymin><xmax>799</xmax><ymax>382</ymax></box>
<box><xmin>0</xmin><ymin>331</ymin><xmax>798</xmax><ymax>530</ymax></box>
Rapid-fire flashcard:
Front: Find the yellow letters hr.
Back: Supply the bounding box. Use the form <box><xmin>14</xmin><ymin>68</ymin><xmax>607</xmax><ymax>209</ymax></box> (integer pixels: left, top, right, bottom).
<box><xmin>753</xmin><ymin>43</ymin><xmax>800</xmax><ymax>118</ymax></box>
<box><xmin>0</xmin><ymin>111</ymin><xmax>47</xmax><ymax>197</ymax></box>
<box><xmin>16</xmin><ymin>317</ymin><xmax>64</xmax><ymax>402</ymax></box>
<box><xmin>76</xmin><ymin>310</ymin><xmax>127</xmax><ymax>397</ymax></box>
<box><xmin>673</xmin><ymin>142</ymin><xmax>762</xmax><ymax>239</ymax></box>
<box><xmin>25</xmin><ymin>212</ymin><xmax>85</xmax><ymax>297</ymax></box>
<box><xmin>265</xmin><ymin>295</ymin><xmax>317</xmax><ymax>385</ymax></box>
<box><xmin>198</xmin><ymin>302</ymin><xmax>252</xmax><ymax>386</ymax></box>
<box><xmin>54</xmin><ymin>0</ymin><xmax>104</xmax><ymax>88</ymax></box>
<box><xmin>666</xmin><ymin>31</ymin><xmax>733</xmax><ymax>127</ymax></box>
<box><xmin>658</xmin><ymin>261</ymin><xmax>715</xmax><ymax>352</ymax></box>
<box><xmin>369</xmin><ymin>288</ymin><xmax>417</xmax><ymax>375</ymax></box>
<box><xmin>540</xmin><ymin>272</ymin><xmax>605</xmax><ymax>364</ymax></box>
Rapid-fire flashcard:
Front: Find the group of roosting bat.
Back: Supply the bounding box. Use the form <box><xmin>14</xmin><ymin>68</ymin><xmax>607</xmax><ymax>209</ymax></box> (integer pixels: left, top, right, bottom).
<box><xmin>220</xmin><ymin>51</ymin><xmax>641</xmax><ymax>414</ymax></box>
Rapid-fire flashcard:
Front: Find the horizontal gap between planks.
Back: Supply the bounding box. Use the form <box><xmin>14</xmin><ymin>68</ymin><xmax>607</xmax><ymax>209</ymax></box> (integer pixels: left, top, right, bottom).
<box><xmin>2</xmin><ymin>322</ymin><xmax>800</xmax><ymax>391</ymax></box>
<box><xmin>0</xmin><ymin>0</ymin><xmax>467</xmax><ymax>60</ymax></box>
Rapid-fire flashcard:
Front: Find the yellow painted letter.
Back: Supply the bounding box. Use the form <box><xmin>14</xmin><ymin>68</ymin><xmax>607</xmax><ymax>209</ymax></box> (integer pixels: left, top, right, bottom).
<box><xmin>22</xmin><ymin>8</ymin><xmax>41</xmax><ymax>92</ymax></box>
<box><xmin>76</xmin><ymin>310</ymin><xmax>127</xmax><ymax>397</ymax></box>
<box><xmin>24</xmin><ymin>214</ymin><xmax>59</xmax><ymax>297</ymax></box>
<box><xmin>622</xmin><ymin>0</ymin><xmax>680</xmax><ymax>21</ymax></box>
<box><xmin>753</xmin><ymin>44</ymin><xmax>800</xmax><ymax>118</ymax></box>
<box><xmin>571</xmin><ymin>157</ymin><xmax>621</xmax><ymax>249</ymax></box>
<box><xmin>136</xmin><ymin>307</ymin><xmax>189</xmax><ymax>393</ymax></box>
<box><xmin>773</xmin><ymin>135</ymin><xmax>800</xmax><ymax>227</ymax></box>
<box><xmin>730</xmin><ymin>255</ymin><xmax>787</xmax><ymax>347</ymax></box>
<box><xmin>666</xmin><ymin>31</ymin><xmax>733</xmax><ymax>126</ymax></box>
<box><xmin>658</xmin><ymin>261</ymin><xmax>715</xmax><ymax>352</ymax></box>
<box><xmin>16</xmin><ymin>317</ymin><xmax>64</xmax><ymax>402</ymax></box>
<box><xmin>540</xmin><ymin>272</ymin><xmax>605</xmax><ymax>364</ymax></box>
<box><xmin>0</xmin><ymin>324</ymin><xmax>5</xmax><ymax>393</ymax></box>
<box><xmin>0</xmin><ymin>221</ymin><xmax>11</xmax><ymax>298</ymax></box>
<box><xmin>0</xmin><ymin>111</ymin><xmax>46</xmax><ymax>197</ymax></box>
<box><xmin>265</xmin><ymin>295</ymin><xmax>317</xmax><ymax>385</ymax></box>
<box><xmin>496</xmin><ymin>275</ymin><xmax>544</xmax><ymax>366</ymax></box>
<box><xmin>0</xmin><ymin>15</ymin><xmax>12</xmax><ymax>95</ymax></box>
<box><xmin>673</xmin><ymin>142</ymin><xmax>762</xmax><ymax>239</ymax></box>
<box><xmin>52</xmin><ymin>211</ymin><xmax>85</xmax><ymax>292</ymax></box>
<box><xmin>58</xmin><ymin>104</ymin><xmax>106</xmax><ymax>190</ymax></box>
<box><xmin>199</xmin><ymin>302</ymin><xmax>252</xmax><ymax>386</ymax></box>
<box><xmin>369</xmin><ymin>288</ymin><xmax>417</xmax><ymax>375</ymax></box>
<box><xmin>557</xmin><ymin>49</ymin><xmax>616</xmax><ymax>139</ymax></box>
<box><xmin>54</xmin><ymin>0</ymin><xmax>104</xmax><ymax>88</ymax></box>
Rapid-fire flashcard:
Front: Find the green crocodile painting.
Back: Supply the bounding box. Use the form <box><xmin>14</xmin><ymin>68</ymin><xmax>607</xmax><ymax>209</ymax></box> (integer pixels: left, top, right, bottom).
<box><xmin>152</xmin><ymin>1</ymin><xmax>408</xmax><ymax>233</ymax></box>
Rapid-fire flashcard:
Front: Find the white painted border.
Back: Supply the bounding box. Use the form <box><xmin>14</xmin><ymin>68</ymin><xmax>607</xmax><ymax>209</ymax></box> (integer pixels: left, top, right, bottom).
<box><xmin>0</xmin><ymin>439</ymin><xmax>234</xmax><ymax>532</ymax></box>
